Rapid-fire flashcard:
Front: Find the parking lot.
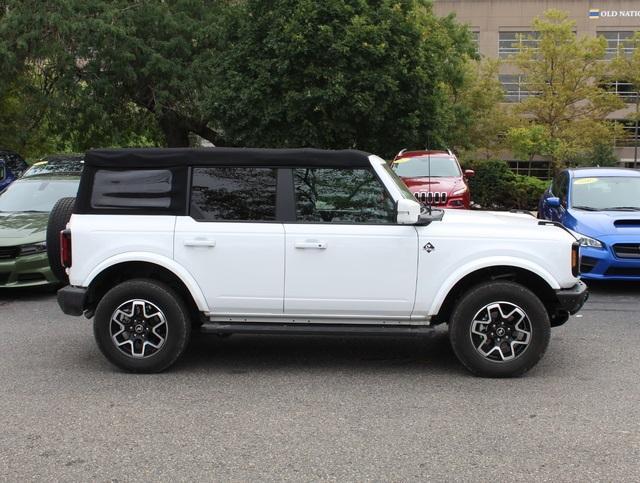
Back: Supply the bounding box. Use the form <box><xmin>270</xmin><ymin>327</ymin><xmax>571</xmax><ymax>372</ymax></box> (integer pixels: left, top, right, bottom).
<box><xmin>0</xmin><ymin>282</ymin><xmax>638</xmax><ymax>481</ymax></box>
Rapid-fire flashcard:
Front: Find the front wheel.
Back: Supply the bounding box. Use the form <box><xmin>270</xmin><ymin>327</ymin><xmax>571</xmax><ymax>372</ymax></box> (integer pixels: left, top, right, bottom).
<box><xmin>93</xmin><ymin>279</ymin><xmax>191</xmax><ymax>373</ymax></box>
<box><xmin>449</xmin><ymin>281</ymin><xmax>550</xmax><ymax>378</ymax></box>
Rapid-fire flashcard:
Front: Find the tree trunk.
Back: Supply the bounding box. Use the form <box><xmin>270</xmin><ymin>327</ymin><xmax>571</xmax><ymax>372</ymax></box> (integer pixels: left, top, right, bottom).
<box><xmin>158</xmin><ymin>114</ymin><xmax>191</xmax><ymax>147</ymax></box>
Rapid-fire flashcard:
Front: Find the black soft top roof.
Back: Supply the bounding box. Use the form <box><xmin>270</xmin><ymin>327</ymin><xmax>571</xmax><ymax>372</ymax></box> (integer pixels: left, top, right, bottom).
<box><xmin>85</xmin><ymin>147</ymin><xmax>372</xmax><ymax>169</ymax></box>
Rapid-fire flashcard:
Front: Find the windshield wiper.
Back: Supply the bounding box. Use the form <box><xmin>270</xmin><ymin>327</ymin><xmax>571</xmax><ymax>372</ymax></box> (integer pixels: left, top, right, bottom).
<box><xmin>572</xmin><ymin>205</ymin><xmax>600</xmax><ymax>211</ymax></box>
<box><xmin>19</xmin><ymin>210</ymin><xmax>47</xmax><ymax>213</ymax></box>
<box><xmin>601</xmin><ymin>206</ymin><xmax>640</xmax><ymax>211</ymax></box>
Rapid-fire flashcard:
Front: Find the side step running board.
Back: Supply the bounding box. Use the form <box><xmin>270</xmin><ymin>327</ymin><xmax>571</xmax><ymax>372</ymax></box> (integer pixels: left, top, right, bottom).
<box><xmin>200</xmin><ymin>323</ymin><xmax>434</xmax><ymax>337</ymax></box>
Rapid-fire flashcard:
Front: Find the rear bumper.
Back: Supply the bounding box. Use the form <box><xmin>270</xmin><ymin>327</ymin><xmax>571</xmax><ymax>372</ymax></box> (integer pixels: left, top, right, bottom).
<box><xmin>57</xmin><ymin>285</ymin><xmax>87</xmax><ymax>316</ymax></box>
<box><xmin>555</xmin><ymin>281</ymin><xmax>589</xmax><ymax>315</ymax></box>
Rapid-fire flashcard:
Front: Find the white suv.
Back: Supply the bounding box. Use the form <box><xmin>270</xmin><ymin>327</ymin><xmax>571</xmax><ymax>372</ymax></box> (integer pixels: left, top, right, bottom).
<box><xmin>51</xmin><ymin>148</ymin><xmax>587</xmax><ymax>377</ymax></box>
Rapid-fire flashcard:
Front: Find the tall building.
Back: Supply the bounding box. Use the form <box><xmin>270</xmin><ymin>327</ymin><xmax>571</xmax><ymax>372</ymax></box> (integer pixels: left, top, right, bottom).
<box><xmin>433</xmin><ymin>1</ymin><xmax>640</xmax><ymax>173</ymax></box>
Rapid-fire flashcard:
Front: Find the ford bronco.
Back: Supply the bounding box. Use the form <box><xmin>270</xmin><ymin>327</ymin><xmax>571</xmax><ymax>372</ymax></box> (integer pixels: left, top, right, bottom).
<box><xmin>51</xmin><ymin>148</ymin><xmax>588</xmax><ymax>377</ymax></box>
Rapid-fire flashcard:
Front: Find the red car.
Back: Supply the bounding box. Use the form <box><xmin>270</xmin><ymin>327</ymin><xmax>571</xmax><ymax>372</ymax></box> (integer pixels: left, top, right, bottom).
<box><xmin>390</xmin><ymin>149</ymin><xmax>474</xmax><ymax>209</ymax></box>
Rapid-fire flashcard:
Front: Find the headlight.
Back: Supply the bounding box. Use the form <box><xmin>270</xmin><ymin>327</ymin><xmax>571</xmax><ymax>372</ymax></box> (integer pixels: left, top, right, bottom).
<box><xmin>451</xmin><ymin>186</ymin><xmax>467</xmax><ymax>196</ymax></box>
<box><xmin>568</xmin><ymin>230</ymin><xmax>603</xmax><ymax>249</ymax></box>
<box><xmin>19</xmin><ymin>242</ymin><xmax>47</xmax><ymax>256</ymax></box>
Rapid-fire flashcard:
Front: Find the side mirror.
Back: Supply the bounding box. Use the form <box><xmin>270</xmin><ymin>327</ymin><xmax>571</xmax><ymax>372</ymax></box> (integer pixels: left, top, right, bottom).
<box><xmin>396</xmin><ymin>198</ymin><xmax>421</xmax><ymax>224</ymax></box>
<box><xmin>464</xmin><ymin>169</ymin><xmax>475</xmax><ymax>178</ymax></box>
<box><xmin>547</xmin><ymin>196</ymin><xmax>561</xmax><ymax>208</ymax></box>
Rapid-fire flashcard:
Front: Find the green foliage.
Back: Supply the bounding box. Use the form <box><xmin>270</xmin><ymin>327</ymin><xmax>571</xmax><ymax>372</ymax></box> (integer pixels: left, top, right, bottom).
<box><xmin>448</xmin><ymin>58</ymin><xmax>514</xmax><ymax>159</ymax></box>
<box><xmin>510</xmin><ymin>10</ymin><xmax>623</xmax><ymax>168</ymax></box>
<box><xmin>506</xmin><ymin>125</ymin><xmax>556</xmax><ymax>161</ymax></box>
<box><xmin>508</xmin><ymin>175</ymin><xmax>548</xmax><ymax>211</ymax></box>
<box><xmin>566</xmin><ymin>142</ymin><xmax>619</xmax><ymax>168</ymax></box>
<box><xmin>467</xmin><ymin>159</ymin><xmax>546</xmax><ymax>210</ymax></box>
<box><xmin>0</xmin><ymin>0</ymin><xmax>475</xmax><ymax>157</ymax></box>
<box><xmin>213</xmin><ymin>0</ymin><xmax>475</xmax><ymax>157</ymax></box>
<box><xmin>467</xmin><ymin>159</ymin><xmax>515</xmax><ymax>208</ymax></box>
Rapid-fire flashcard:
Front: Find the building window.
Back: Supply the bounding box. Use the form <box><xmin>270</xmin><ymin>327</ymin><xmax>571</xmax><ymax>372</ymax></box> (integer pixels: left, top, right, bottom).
<box><xmin>506</xmin><ymin>160</ymin><xmax>552</xmax><ymax>180</ymax></box>
<box><xmin>614</xmin><ymin>120</ymin><xmax>640</xmax><ymax>147</ymax></box>
<box><xmin>598</xmin><ymin>31</ymin><xmax>637</xmax><ymax>59</ymax></box>
<box><xmin>603</xmin><ymin>81</ymin><xmax>639</xmax><ymax>103</ymax></box>
<box><xmin>499</xmin><ymin>75</ymin><xmax>537</xmax><ymax>102</ymax></box>
<box><xmin>498</xmin><ymin>31</ymin><xmax>539</xmax><ymax>58</ymax></box>
<box><xmin>471</xmin><ymin>31</ymin><xmax>480</xmax><ymax>55</ymax></box>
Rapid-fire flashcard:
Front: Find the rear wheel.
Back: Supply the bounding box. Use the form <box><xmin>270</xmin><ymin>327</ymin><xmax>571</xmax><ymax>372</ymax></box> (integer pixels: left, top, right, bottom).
<box><xmin>46</xmin><ymin>197</ymin><xmax>75</xmax><ymax>284</ymax></box>
<box><xmin>93</xmin><ymin>279</ymin><xmax>191</xmax><ymax>373</ymax></box>
<box><xmin>449</xmin><ymin>281</ymin><xmax>550</xmax><ymax>378</ymax></box>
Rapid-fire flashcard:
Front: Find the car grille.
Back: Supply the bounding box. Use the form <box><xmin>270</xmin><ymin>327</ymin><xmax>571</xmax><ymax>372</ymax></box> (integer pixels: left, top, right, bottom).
<box><xmin>0</xmin><ymin>272</ymin><xmax>10</xmax><ymax>284</ymax></box>
<box><xmin>414</xmin><ymin>191</ymin><xmax>448</xmax><ymax>205</ymax></box>
<box><xmin>605</xmin><ymin>267</ymin><xmax>640</xmax><ymax>277</ymax></box>
<box><xmin>612</xmin><ymin>244</ymin><xmax>640</xmax><ymax>259</ymax></box>
<box><xmin>0</xmin><ymin>246</ymin><xmax>20</xmax><ymax>260</ymax></box>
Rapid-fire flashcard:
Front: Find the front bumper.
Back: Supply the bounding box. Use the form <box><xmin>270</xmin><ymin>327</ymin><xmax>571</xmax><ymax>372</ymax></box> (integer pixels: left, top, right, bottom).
<box><xmin>0</xmin><ymin>252</ymin><xmax>59</xmax><ymax>288</ymax></box>
<box><xmin>555</xmin><ymin>281</ymin><xmax>589</xmax><ymax>315</ymax></box>
<box><xmin>57</xmin><ymin>285</ymin><xmax>88</xmax><ymax>316</ymax></box>
<box><xmin>580</xmin><ymin>245</ymin><xmax>640</xmax><ymax>280</ymax></box>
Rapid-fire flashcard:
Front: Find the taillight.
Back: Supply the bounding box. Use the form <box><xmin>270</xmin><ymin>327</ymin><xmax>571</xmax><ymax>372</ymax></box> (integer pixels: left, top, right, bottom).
<box><xmin>60</xmin><ymin>229</ymin><xmax>72</xmax><ymax>268</ymax></box>
<box><xmin>571</xmin><ymin>242</ymin><xmax>580</xmax><ymax>277</ymax></box>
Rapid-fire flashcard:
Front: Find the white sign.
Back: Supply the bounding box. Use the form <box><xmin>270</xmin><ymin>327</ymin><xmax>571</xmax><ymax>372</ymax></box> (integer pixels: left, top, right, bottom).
<box><xmin>589</xmin><ymin>8</ymin><xmax>640</xmax><ymax>18</ymax></box>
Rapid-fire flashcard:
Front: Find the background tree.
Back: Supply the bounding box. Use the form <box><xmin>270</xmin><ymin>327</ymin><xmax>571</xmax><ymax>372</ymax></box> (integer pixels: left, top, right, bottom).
<box><xmin>511</xmin><ymin>9</ymin><xmax>623</xmax><ymax>169</ymax></box>
<box><xmin>190</xmin><ymin>0</ymin><xmax>475</xmax><ymax>157</ymax></box>
<box><xmin>448</xmin><ymin>58</ymin><xmax>516</xmax><ymax>160</ymax></box>
<box><xmin>506</xmin><ymin>124</ymin><xmax>556</xmax><ymax>162</ymax></box>
<box><xmin>1</xmin><ymin>0</ymin><xmax>476</xmax><ymax>158</ymax></box>
<box><xmin>609</xmin><ymin>32</ymin><xmax>640</xmax><ymax>168</ymax></box>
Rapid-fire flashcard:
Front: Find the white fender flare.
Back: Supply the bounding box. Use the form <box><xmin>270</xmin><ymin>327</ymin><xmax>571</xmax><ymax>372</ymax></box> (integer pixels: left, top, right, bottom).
<box><xmin>83</xmin><ymin>252</ymin><xmax>209</xmax><ymax>312</ymax></box>
<box><xmin>427</xmin><ymin>256</ymin><xmax>560</xmax><ymax>316</ymax></box>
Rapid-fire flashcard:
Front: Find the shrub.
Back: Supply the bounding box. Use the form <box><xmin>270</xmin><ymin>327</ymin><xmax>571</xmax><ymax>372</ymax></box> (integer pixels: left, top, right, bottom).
<box><xmin>508</xmin><ymin>175</ymin><xmax>548</xmax><ymax>211</ymax></box>
<box><xmin>466</xmin><ymin>159</ymin><xmax>547</xmax><ymax>211</ymax></box>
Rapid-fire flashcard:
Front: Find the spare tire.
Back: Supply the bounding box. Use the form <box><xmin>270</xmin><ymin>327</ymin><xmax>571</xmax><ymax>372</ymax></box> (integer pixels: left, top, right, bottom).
<box><xmin>47</xmin><ymin>197</ymin><xmax>76</xmax><ymax>284</ymax></box>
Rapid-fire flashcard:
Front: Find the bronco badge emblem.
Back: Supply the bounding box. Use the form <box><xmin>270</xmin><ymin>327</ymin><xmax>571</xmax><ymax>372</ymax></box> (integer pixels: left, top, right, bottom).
<box><xmin>424</xmin><ymin>242</ymin><xmax>435</xmax><ymax>253</ymax></box>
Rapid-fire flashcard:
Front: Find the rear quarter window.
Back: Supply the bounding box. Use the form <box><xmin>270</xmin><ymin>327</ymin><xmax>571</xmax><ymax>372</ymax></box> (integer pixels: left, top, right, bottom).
<box><xmin>77</xmin><ymin>167</ymin><xmax>188</xmax><ymax>215</ymax></box>
<box><xmin>91</xmin><ymin>169</ymin><xmax>173</xmax><ymax>209</ymax></box>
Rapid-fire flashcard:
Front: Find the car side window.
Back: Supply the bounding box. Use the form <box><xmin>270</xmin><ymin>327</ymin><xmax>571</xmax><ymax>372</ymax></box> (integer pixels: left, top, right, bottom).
<box><xmin>551</xmin><ymin>173</ymin><xmax>567</xmax><ymax>199</ymax></box>
<box><xmin>190</xmin><ymin>167</ymin><xmax>277</xmax><ymax>222</ymax></box>
<box><xmin>8</xmin><ymin>155</ymin><xmax>27</xmax><ymax>175</ymax></box>
<box><xmin>293</xmin><ymin>168</ymin><xmax>395</xmax><ymax>224</ymax></box>
<box><xmin>92</xmin><ymin>169</ymin><xmax>173</xmax><ymax>209</ymax></box>
<box><xmin>556</xmin><ymin>173</ymin><xmax>568</xmax><ymax>202</ymax></box>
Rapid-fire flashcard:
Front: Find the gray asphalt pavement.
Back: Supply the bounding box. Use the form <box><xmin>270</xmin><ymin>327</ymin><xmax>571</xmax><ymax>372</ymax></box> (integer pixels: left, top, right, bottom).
<box><xmin>1</xmin><ymin>282</ymin><xmax>639</xmax><ymax>482</ymax></box>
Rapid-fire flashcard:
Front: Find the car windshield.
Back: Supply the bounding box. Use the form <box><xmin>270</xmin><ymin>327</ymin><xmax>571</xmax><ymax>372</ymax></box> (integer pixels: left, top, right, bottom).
<box><xmin>392</xmin><ymin>156</ymin><xmax>461</xmax><ymax>178</ymax></box>
<box><xmin>0</xmin><ymin>179</ymin><xmax>79</xmax><ymax>213</ymax></box>
<box><xmin>571</xmin><ymin>176</ymin><xmax>640</xmax><ymax>211</ymax></box>
<box><xmin>23</xmin><ymin>157</ymin><xmax>84</xmax><ymax>178</ymax></box>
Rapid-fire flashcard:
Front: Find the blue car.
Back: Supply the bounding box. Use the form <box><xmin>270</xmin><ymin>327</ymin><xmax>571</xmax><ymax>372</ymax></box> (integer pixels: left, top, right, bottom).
<box><xmin>0</xmin><ymin>150</ymin><xmax>27</xmax><ymax>191</ymax></box>
<box><xmin>0</xmin><ymin>160</ymin><xmax>18</xmax><ymax>192</ymax></box>
<box><xmin>538</xmin><ymin>167</ymin><xmax>640</xmax><ymax>280</ymax></box>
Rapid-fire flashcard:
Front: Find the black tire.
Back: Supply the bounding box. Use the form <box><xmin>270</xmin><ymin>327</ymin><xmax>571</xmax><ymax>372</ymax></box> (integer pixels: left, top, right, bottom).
<box><xmin>449</xmin><ymin>281</ymin><xmax>550</xmax><ymax>378</ymax></box>
<box><xmin>46</xmin><ymin>197</ymin><xmax>76</xmax><ymax>284</ymax></box>
<box><xmin>93</xmin><ymin>279</ymin><xmax>192</xmax><ymax>373</ymax></box>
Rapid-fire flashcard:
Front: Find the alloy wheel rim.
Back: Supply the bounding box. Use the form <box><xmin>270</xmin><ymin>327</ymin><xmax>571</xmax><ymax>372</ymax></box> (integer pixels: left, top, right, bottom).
<box><xmin>469</xmin><ymin>301</ymin><xmax>532</xmax><ymax>362</ymax></box>
<box><xmin>110</xmin><ymin>299</ymin><xmax>168</xmax><ymax>359</ymax></box>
